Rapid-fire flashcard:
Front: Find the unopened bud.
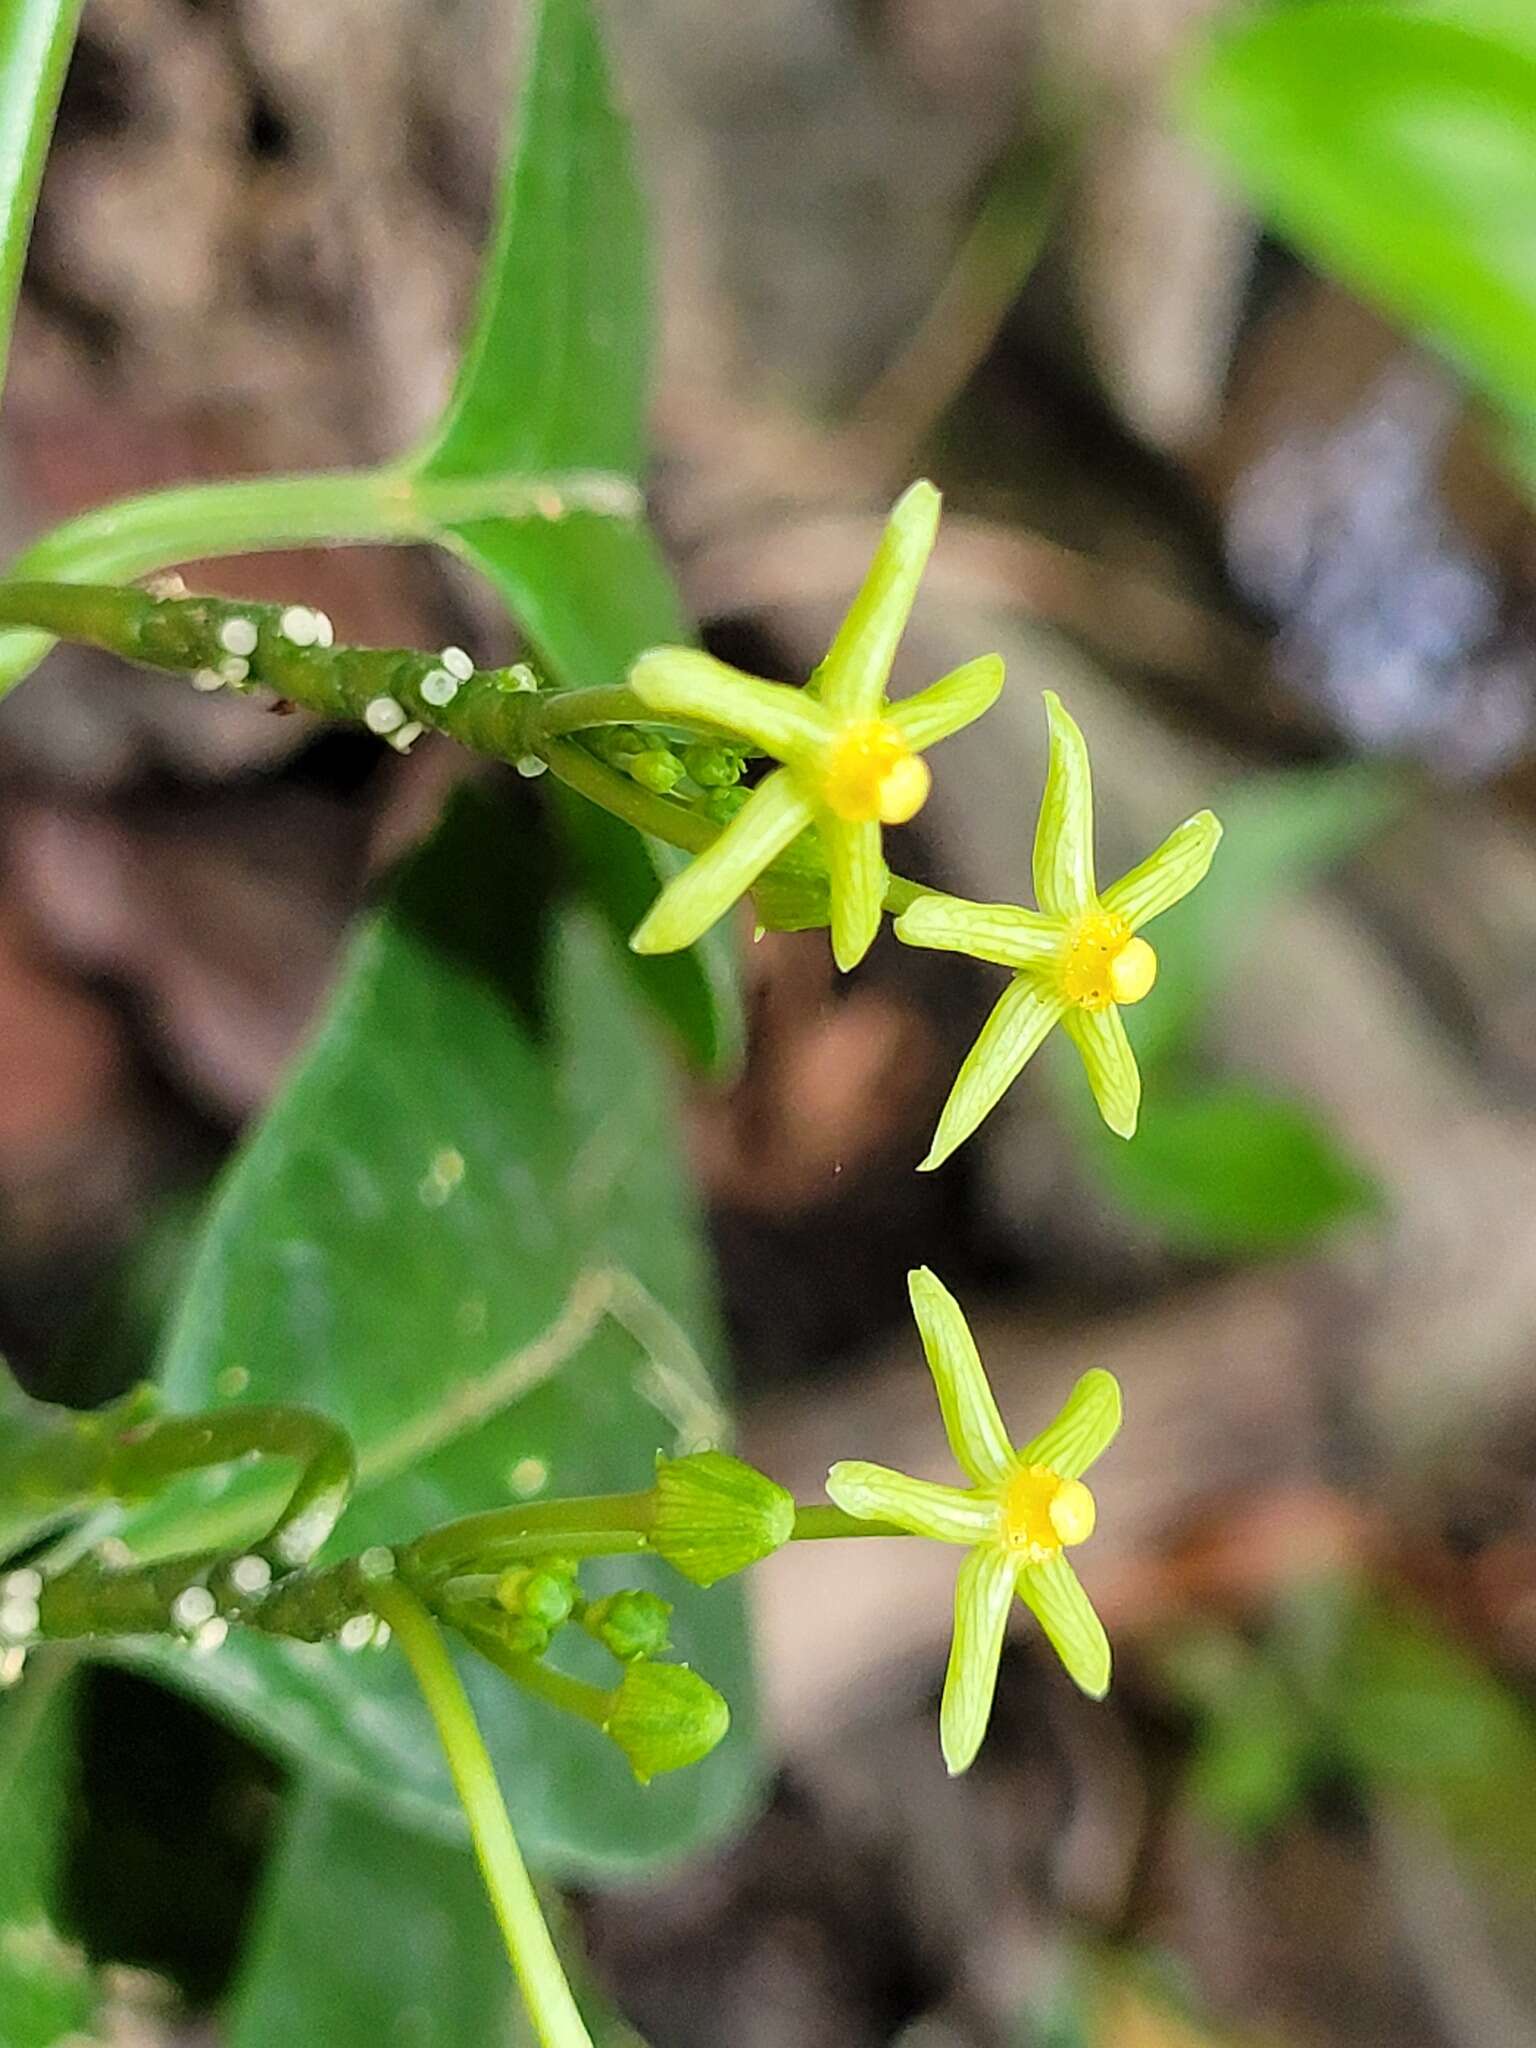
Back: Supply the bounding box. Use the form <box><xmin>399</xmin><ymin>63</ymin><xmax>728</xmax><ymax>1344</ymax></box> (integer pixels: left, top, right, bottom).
<box><xmin>651</xmin><ymin>1450</ymin><xmax>794</xmax><ymax>1588</ymax></box>
<box><xmin>701</xmin><ymin>786</ymin><xmax>750</xmax><ymax>827</ymax></box>
<box><xmin>683</xmin><ymin>743</ymin><xmax>744</xmax><ymax>790</ymax></box>
<box><xmin>629</xmin><ymin>748</ymin><xmax>685</xmax><ymax>794</ymax></box>
<box><xmin>495</xmin><ymin>1558</ymin><xmax>578</xmax><ymax>1631</ymax></box>
<box><xmin>602</xmin><ymin>1660</ymin><xmax>730</xmax><ymax>1783</ymax></box>
<box><xmin>584</xmin><ymin>1588</ymin><xmax>672</xmax><ymax>1662</ymax></box>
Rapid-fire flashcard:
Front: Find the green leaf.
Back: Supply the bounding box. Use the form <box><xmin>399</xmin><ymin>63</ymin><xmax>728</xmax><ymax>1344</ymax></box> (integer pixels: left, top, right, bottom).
<box><xmin>228</xmin><ymin>1779</ymin><xmax>529</xmax><ymax>2048</ymax></box>
<box><xmin>1083</xmin><ymin>1079</ymin><xmax>1378</xmax><ymax>1254</ymax></box>
<box><xmin>416</xmin><ymin>0</ymin><xmax>646</xmax><ymax>482</ymax></box>
<box><xmin>449</xmin><ymin>517</ymin><xmax>743</xmax><ymax>1075</ymax></box>
<box><xmin>117</xmin><ymin>790</ymin><xmax>760</xmax><ymax>1877</ymax></box>
<box><xmin>0</xmin><ymin>1659</ymin><xmax>101</xmax><ymax>2045</ymax></box>
<box><xmin>414</xmin><ymin>0</ymin><xmax>741</xmax><ymax>1073</ymax></box>
<box><xmin>1137</xmin><ymin>764</ymin><xmax>1403</xmax><ymax>1069</ymax></box>
<box><xmin>1185</xmin><ymin>3</ymin><xmax>1536</xmax><ymax>432</ymax></box>
<box><xmin>0</xmin><ymin>0</ymin><xmax>82</xmax><ymax>407</ymax></box>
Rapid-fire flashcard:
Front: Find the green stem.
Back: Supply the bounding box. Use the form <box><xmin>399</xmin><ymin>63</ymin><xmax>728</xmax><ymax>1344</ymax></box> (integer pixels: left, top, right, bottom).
<box><xmin>369</xmin><ymin>1579</ymin><xmax>594</xmax><ymax>2048</ymax></box>
<box><xmin>790</xmin><ymin>1504</ymin><xmax>909</xmax><ymax>1541</ymax></box>
<box><xmin>406</xmin><ymin>1491</ymin><xmax>657</xmax><ymax>1582</ymax></box>
<box><xmin>0</xmin><ymin>466</ymin><xmax>638</xmax><ymax>693</ymax></box>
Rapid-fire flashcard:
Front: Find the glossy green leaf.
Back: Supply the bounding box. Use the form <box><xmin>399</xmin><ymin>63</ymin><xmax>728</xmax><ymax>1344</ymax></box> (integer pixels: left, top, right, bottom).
<box><xmin>0</xmin><ymin>1660</ymin><xmax>100</xmax><ymax>2045</ymax></box>
<box><xmin>1185</xmin><ymin>3</ymin><xmax>1536</xmax><ymax>429</ymax></box>
<box><xmin>1084</xmin><ymin>1079</ymin><xmax>1378</xmax><ymax>1254</ymax></box>
<box><xmin>0</xmin><ymin>0</ymin><xmax>82</xmax><ymax>406</ymax></box>
<box><xmin>413</xmin><ymin>0</ymin><xmax>740</xmax><ymax>1072</ymax></box>
<box><xmin>417</xmin><ymin>0</ymin><xmax>645</xmax><ymax>480</ymax></box>
<box><xmin>228</xmin><ymin>1780</ymin><xmax>530</xmax><ymax>2048</ymax></box>
<box><xmin>118</xmin><ymin>791</ymin><xmax>760</xmax><ymax>1877</ymax></box>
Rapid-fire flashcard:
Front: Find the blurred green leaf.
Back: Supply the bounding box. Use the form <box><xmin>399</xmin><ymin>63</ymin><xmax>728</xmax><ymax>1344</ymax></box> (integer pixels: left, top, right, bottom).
<box><xmin>0</xmin><ymin>1659</ymin><xmax>100</xmax><ymax>2046</ymax></box>
<box><xmin>1085</xmin><ymin>1080</ymin><xmax>1378</xmax><ymax>1254</ymax></box>
<box><xmin>414</xmin><ymin>0</ymin><xmax>741</xmax><ymax>1073</ymax></box>
<box><xmin>1163</xmin><ymin>1629</ymin><xmax>1314</xmax><ymax>1838</ymax></box>
<box><xmin>232</xmin><ymin>1780</ymin><xmax>649</xmax><ymax>2048</ymax></box>
<box><xmin>1185</xmin><ymin>3</ymin><xmax>1536</xmax><ymax>432</ymax></box>
<box><xmin>1139</xmin><ymin>763</ymin><xmax>1403</xmax><ymax>1069</ymax></box>
<box><xmin>1337</xmin><ymin>1595</ymin><xmax>1536</xmax><ymax>1895</ymax></box>
<box><xmin>0</xmin><ymin>0</ymin><xmax>82</xmax><ymax>406</ymax></box>
<box><xmin>119</xmin><ymin>790</ymin><xmax>760</xmax><ymax>1878</ymax></box>
<box><xmin>228</xmin><ymin>1780</ymin><xmax>531</xmax><ymax>2048</ymax></box>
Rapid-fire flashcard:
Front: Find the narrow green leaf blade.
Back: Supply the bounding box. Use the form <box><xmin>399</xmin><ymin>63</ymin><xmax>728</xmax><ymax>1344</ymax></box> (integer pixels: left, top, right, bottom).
<box><xmin>120</xmin><ymin>792</ymin><xmax>760</xmax><ymax>1876</ymax></box>
<box><xmin>418</xmin><ymin>0</ymin><xmax>646</xmax><ymax>481</ymax></box>
<box><xmin>0</xmin><ymin>0</ymin><xmax>82</xmax><ymax>406</ymax></box>
<box><xmin>1185</xmin><ymin>4</ymin><xmax>1536</xmax><ymax>429</ymax></box>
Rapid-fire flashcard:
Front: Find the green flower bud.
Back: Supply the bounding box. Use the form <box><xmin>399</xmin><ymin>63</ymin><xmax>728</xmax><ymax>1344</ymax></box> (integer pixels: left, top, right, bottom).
<box><xmin>602</xmin><ymin>1660</ymin><xmax>730</xmax><ymax>1783</ymax></box>
<box><xmin>701</xmin><ymin>786</ymin><xmax>750</xmax><ymax>826</ymax></box>
<box><xmin>683</xmin><ymin>742</ymin><xmax>744</xmax><ymax>789</ymax></box>
<box><xmin>651</xmin><ymin>1450</ymin><xmax>795</xmax><ymax>1588</ymax></box>
<box><xmin>629</xmin><ymin>748</ymin><xmax>685</xmax><ymax>794</ymax></box>
<box><xmin>496</xmin><ymin>1558</ymin><xmax>578</xmax><ymax>1630</ymax></box>
<box><xmin>584</xmin><ymin>1588</ymin><xmax>672</xmax><ymax>1662</ymax></box>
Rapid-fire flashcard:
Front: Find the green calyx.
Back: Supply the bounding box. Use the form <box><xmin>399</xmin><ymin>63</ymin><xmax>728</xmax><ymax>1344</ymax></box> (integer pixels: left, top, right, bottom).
<box><xmin>602</xmin><ymin>1660</ymin><xmax>731</xmax><ymax>1783</ymax></box>
<box><xmin>651</xmin><ymin>1450</ymin><xmax>796</xmax><ymax>1588</ymax></box>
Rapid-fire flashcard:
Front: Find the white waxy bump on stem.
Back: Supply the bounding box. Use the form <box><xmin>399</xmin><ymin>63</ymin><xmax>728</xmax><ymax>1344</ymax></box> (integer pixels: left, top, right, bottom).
<box><xmin>388</xmin><ymin>721</ymin><xmax>424</xmax><ymax>754</ymax></box>
<box><xmin>339</xmin><ymin>1614</ymin><xmax>376</xmax><ymax>1651</ymax></box>
<box><xmin>365</xmin><ymin>695</ymin><xmax>406</xmax><ymax>735</ymax></box>
<box><xmin>280</xmin><ymin>605</ymin><xmax>320</xmax><ymax>647</ymax></box>
<box><xmin>420</xmin><ymin>668</ymin><xmax>460</xmax><ymax>708</ymax></box>
<box><xmin>312</xmin><ymin>610</ymin><xmax>334</xmax><ymax>648</ymax></box>
<box><xmin>441</xmin><ymin>646</ymin><xmax>474</xmax><ymax>681</ymax></box>
<box><xmin>228</xmin><ymin>1555</ymin><xmax>272</xmax><ymax>1597</ymax></box>
<box><xmin>192</xmin><ymin>1618</ymin><xmax>229</xmax><ymax>1655</ymax></box>
<box><xmin>0</xmin><ymin>1597</ymin><xmax>39</xmax><ymax>1640</ymax></box>
<box><xmin>219</xmin><ymin>656</ymin><xmax>249</xmax><ymax>685</ymax></box>
<box><xmin>172</xmin><ymin>1586</ymin><xmax>217</xmax><ymax>1631</ymax></box>
<box><xmin>191</xmin><ymin>668</ymin><xmax>225</xmax><ymax>693</ymax></box>
<box><xmin>4</xmin><ymin>1570</ymin><xmax>42</xmax><ymax>1601</ymax></box>
<box><xmin>218</xmin><ymin>617</ymin><xmax>259</xmax><ymax>657</ymax></box>
<box><xmin>516</xmin><ymin>754</ymin><xmax>549</xmax><ymax>778</ymax></box>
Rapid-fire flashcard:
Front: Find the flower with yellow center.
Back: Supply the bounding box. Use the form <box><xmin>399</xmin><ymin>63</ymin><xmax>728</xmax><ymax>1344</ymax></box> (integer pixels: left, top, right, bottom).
<box><xmin>827</xmin><ymin>1267</ymin><xmax>1121</xmax><ymax>1774</ymax></box>
<box><xmin>626</xmin><ymin>481</ymin><xmax>1003</xmax><ymax>972</ymax></box>
<box><xmin>895</xmin><ymin>692</ymin><xmax>1222</xmax><ymax>1164</ymax></box>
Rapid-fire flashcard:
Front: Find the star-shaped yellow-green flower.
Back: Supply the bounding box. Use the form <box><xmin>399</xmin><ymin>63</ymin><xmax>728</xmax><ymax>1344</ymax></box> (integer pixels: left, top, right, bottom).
<box><xmin>827</xmin><ymin>1267</ymin><xmax>1120</xmax><ymax>1774</ymax></box>
<box><xmin>895</xmin><ymin>691</ymin><xmax>1221</xmax><ymax>1165</ymax></box>
<box><xmin>626</xmin><ymin>481</ymin><xmax>1003</xmax><ymax>971</ymax></box>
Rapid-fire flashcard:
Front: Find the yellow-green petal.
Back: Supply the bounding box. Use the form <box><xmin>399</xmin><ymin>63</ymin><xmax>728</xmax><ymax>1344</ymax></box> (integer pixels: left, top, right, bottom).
<box><xmin>630</xmin><ymin>770</ymin><xmax>811</xmax><ymax>954</ymax></box>
<box><xmin>940</xmin><ymin>1545</ymin><xmax>1017</xmax><ymax>1775</ymax></box>
<box><xmin>895</xmin><ymin>892</ymin><xmax>1062</xmax><ymax>973</ymax></box>
<box><xmin>1032</xmin><ymin>691</ymin><xmax>1097</xmax><ymax>919</ymax></box>
<box><xmin>1017</xmin><ymin>1554</ymin><xmax>1110</xmax><ymax>1698</ymax></box>
<box><xmin>1101</xmin><ymin>809</ymin><xmax>1223</xmax><ymax>931</ymax></box>
<box><xmin>920</xmin><ymin>975</ymin><xmax>1066</xmax><ymax>1171</ymax></box>
<box><xmin>907</xmin><ymin>1266</ymin><xmax>1012</xmax><ymax>1486</ymax></box>
<box><xmin>825</xmin><ymin>1461</ymin><xmax>995</xmax><ymax>1545</ymax></box>
<box><xmin>823</xmin><ymin>816</ymin><xmax>886</xmax><ymax>972</ymax></box>
<box><xmin>1015</xmin><ymin>1368</ymin><xmax>1122</xmax><ymax>1479</ymax></box>
<box><xmin>818</xmin><ymin>480</ymin><xmax>941</xmax><ymax>721</ymax></box>
<box><xmin>1060</xmin><ymin>1002</ymin><xmax>1141</xmax><ymax>1139</ymax></box>
<box><xmin>629</xmin><ymin>648</ymin><xmax>826</xmax><ymax>761</ymax></box>
<box><xmin>886</xmin><ymin>653</ymin><xmax>1004</xmax><ymax>752</ymax></box>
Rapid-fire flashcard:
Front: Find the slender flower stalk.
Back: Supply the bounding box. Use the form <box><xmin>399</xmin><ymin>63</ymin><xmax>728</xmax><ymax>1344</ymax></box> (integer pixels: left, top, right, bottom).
<box><xmin>895</xmin><ymin>692</ymin><xmax>1222</xmax><ymax>1163</ymax></box>
<box><xmin>827</xmin><ymin>1268</ymin><xmax>1121</xmax><ymax>1773</ymax></box>
<box><xmin>368</xmin><ymin>1578</ymin><xmax>594</xmax><ymax>2048</ymax></box>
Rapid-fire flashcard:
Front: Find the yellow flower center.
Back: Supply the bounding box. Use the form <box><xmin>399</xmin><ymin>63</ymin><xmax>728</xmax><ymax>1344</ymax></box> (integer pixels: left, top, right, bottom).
<box><xmin>820</xmin><ymin>721</ymin><xmax>932</xmax><ymax>824</ymax></box>
<box><xmin>1000</xmin><ymin>1463</ymin><xmax>1096</xmax><ymax>1559</ymax></box>
<box><xmin>1059</xmin><ymin>912</ymin><xmax>1157</xmax><ymax>1011</ymax></box>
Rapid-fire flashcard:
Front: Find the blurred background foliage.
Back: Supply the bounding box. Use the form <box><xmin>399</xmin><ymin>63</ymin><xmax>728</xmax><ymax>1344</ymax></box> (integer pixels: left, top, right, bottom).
<box><xmin>0</xmin><ymin>0</ymin><xmax>1534</xmax><ymax>2043</ymax></box>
